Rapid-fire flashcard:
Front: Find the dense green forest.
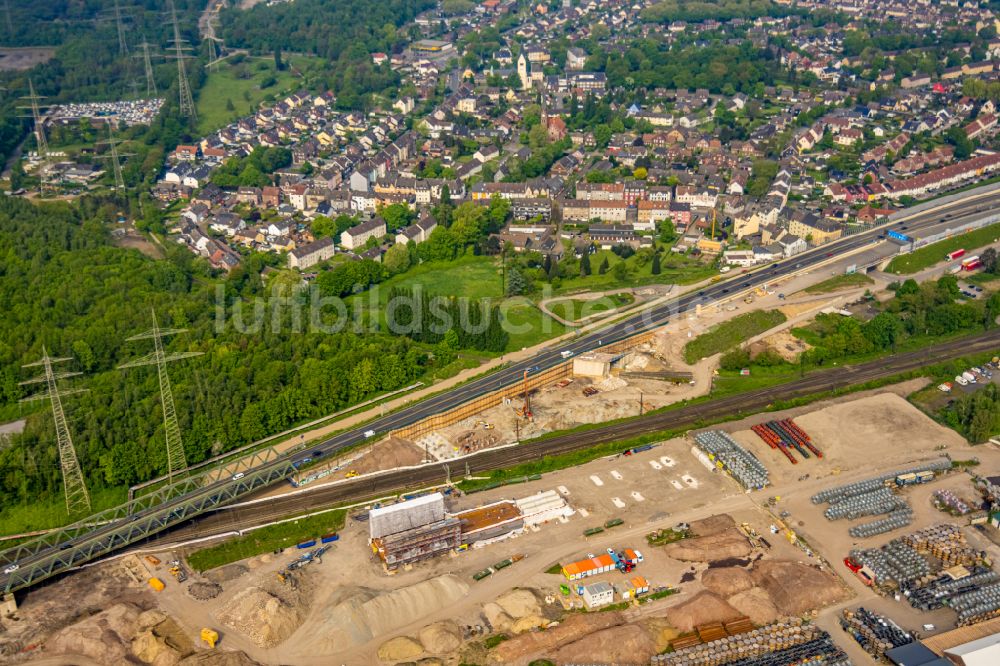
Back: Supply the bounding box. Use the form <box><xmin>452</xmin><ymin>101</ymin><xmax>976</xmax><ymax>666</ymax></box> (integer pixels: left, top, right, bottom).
<box><xmin>587</xmin><ymin>38</ymin><xmax>782</xmax><ymax>94</ymax></box>
<box><xmin>641</xmin><ymin>0</ymin><xmax>791</xmax><ymax>24</ymax></box>
<box><xmin>720</xmin><ymin>276</ymin><xmax>1000</xmax><ymax>377</ymax></box>
<box><xmin>219</xmin><ymin>0</ymin><xmax>433</xmax><ymax>58</ymax></box>
<box><xmin>0</xmin><ymin>195</ymin><xmax>474</xmax><ymax>515</ymax></box>
<box><xmin>1</xmin><ymin>1</ymin><xmax>204</xmax><ymax>48</ymax></box>
<box><xmin>944</xmin><ymin>384</ymin><xmax>1000</xmax><ymax>443</ymax></box>
<box><xmin>218</xmin><ymin>0</ymin><xmax>435</xmax><ymax>108</ymax></box>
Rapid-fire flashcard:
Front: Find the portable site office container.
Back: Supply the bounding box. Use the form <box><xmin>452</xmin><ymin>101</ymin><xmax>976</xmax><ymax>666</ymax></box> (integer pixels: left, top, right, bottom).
<box><xmin>562</xmin><ymin>553</ymin><xmax>615</xmax><ymax>580</ymax></box>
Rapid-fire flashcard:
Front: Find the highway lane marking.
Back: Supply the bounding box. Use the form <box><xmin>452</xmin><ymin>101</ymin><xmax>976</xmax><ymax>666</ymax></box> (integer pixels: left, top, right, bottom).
<box><xmin>23</xmin><ymin>324</ymin><xmax>999</xmax><ymax>591</ymax></box>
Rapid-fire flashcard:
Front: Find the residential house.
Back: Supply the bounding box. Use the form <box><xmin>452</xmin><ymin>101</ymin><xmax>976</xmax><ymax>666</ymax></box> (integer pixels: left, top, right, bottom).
<box><xmin>394</xmin><ymin>216</ymin><xmax>438</xmax><ymax>245</ymax></box>
<box><xmin>289</xmin><ymin>237</ymin><xmax>336</xmax><ymax>270</ymax></box>
<box><xmin>787</xmin><ymin>211</ymin><xmax>842</xmax><ymax>245</ymax></box>
<box><xmin>340</xmin><ymin>217</ymin><xmax>387</xmax><ymax>250</ymax></box>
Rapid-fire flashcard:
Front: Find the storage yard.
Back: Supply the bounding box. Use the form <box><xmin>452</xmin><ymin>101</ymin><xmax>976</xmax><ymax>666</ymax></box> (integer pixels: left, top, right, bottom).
<box><xmin>6</xmin><ymin>381</ymin><xmax>1000</xmax><ymax>665</ymax></box>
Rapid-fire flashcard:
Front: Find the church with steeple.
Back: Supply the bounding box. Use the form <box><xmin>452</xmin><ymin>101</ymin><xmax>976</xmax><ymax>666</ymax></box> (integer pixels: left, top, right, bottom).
<box><xmin>517</xmin><ymin>51</ymin><xmax>531</xmax><ymax>91</ymax></box>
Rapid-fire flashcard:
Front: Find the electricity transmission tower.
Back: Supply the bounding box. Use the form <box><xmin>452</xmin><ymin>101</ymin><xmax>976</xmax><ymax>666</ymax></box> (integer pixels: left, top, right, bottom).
<box><xmin>136</xmin><ymin>39</ymin><xmax>159</xmax><ymax>96</ymax></box>
<box><xmin>100</xmin><ymin>120</ymin><xmax>133</xmax><ymax>193</ymax></box>
<box><xmin>205</xmin><ymin>36</ymin><xmax>221</xmax><ymax>71</ymax></box>
<box><xmin>167</xmin><ymin>1</ymin><xmax>197</xmax><ymax>120</ymax></box>
<box><xmin>20</xmin><ymin>349</ymin><xmax>92</xmax><ymax>516</ymax></box>
<box><xmin>22</xmin><ymin>79</ymin><xmax>48</xmax><ymax>157</ymax></box>
<box><xmin>19</xmin><ymin>80</ymin><xmax>50</xmax><ymax>193</ymax></box>
<box><xmin>112</xmin><ymin>0</ymin><xmax>129</xmax><ymax>56</ymax></box>
<box><xmin>119</xmin><ymin>310</ymin><xmax>203</xmax><ymax>482</ymax></box>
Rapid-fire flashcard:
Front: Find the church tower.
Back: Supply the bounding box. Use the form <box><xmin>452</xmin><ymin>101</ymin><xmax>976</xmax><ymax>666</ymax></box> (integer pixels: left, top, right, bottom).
<box><xmin>517</xmin><ymin>52</ymin><xmax>530</xmax><ymax>91</ymax></box>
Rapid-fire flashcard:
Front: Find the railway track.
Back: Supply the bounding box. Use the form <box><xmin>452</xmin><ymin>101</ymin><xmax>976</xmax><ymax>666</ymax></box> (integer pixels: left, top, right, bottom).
<box><xmin>148</xmin><ymin>329</ymin><xmax>1000</xmax><ymax>547</ymax></box>
<box><xmin>7</xmin><ymin>189</ymin><xmax>1000</xmax><ymax>594</ymax></box>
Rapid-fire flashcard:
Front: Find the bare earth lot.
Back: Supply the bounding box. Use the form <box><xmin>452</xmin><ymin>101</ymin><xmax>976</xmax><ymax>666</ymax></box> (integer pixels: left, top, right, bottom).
<box><xmin>0</xmin><ymin>48</ymin><xmax>55</xmax><ymax>71</ymax></box>
<box><xmin>13</xmin><ymin>383</ymin><xmax>1000</xmax><ymax>666</ymax></box>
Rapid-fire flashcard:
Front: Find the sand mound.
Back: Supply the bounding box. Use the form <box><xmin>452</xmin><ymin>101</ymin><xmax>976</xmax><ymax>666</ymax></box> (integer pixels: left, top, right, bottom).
<box><xmin>137</xmin><ymin>609</ymin><xmax>168</xmax><ymax>631</ymax></box>
<box><xmin>45</xmin><ymin>602</ymin><xmax>142</xmax><ymax>664</ymax></box>
<box><xmin>664</xmin><ymin>528</ymin><xmax>751</xmax><ymax>562</ymax></box>
<box><xmin>750</xmin><ymin>560</ymin><xmax>846</xmax><ymax>615</ymax></box>
<box><xmin>378</xmin><ymin>636</ymin><xmax>424</xmax><ymax>661</ymax></box>
<box><xmin>701</xmin><ymin>567</ymin><xmax>752</xmax><ymax>597</ymax></box>
<box><xmin>511</xmin><ymin>615</ymin><xmax>547</xmax><ymax>634</ymax></box>
<box><xmin>418</xmin><ymin>621</ymin><xmax>462</xmax><ymax>654</ymax></box>
<box><xmin>482</xmin><ymin>602</ymin><xmax>514</xmax><ymax>633</ymax></box>
<box><xmin>493</xmin><ymin>612</ymin><xmax>625</xmax><ymax>663</ymax></box>
<box><xmin>131</xmin><ymin>614</ymin><xmax>194</xmax><ymax>666</ymax></box>
<box><xmin>217</xmin><ymin>587</ymin><xmax>300</xmax><ymax>648</ymax></box>
<box><xmin>663</xmin><ymin>592</ymin><xmax>743</xmax><ymax>633</ymax></box>
<box><xmin>644</xmin><ymin>617</ymin><xmax>680</xmax><ymax>654</ymax></box>
<box><xmin>688</xmin><ymin>514</ymin><xmax>736</xmax><ymax>537</ymax></box>
<box><xmin>178</xmin><ymin>652</ymin><xmax>261</xmax><ymax>666</ymax></box>
<box><xmin>728</xmin><ymin>587</ymin><xmax>780</xmax><ymax>625</ymax></box>
<box><xmin>315</xmin><ymin>575</ymin><xmax>469</xmax><ymax>650</ymax></box>
<box><xmin>495</xmin><ymin>588</ymin><xmax>541</xmax><ymax>619</ymax></box>
<box><xmin>553</xmin><ymin>624</ymin><xmax>657</xmax><ymax>664</ymax></box>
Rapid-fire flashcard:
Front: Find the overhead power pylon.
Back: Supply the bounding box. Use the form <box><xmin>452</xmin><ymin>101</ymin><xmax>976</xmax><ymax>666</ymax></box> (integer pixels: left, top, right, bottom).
<box><xmin>119</xmin><ymin>310</ymin><xmax>203</xmax><ymax>482</ymax></box>
<box><xmin>20</xmin><ymin>349</ymin><xmax>92</xmax><ymax>516</ymax></box>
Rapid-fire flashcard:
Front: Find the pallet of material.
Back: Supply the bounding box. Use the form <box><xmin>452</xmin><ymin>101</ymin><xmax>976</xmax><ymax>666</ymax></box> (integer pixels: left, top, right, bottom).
<box><xmin>696</xmin><ymin>622</ymin><xmax>727</xmax><ymax>642</ymax></box>
<box><xmin>670</xmin><ymin>634</ymin><xmax>703</xmax><ymax>650</ymax></box>
<box><xmin>724</xmin><ymin>617</ymin><xmax>754</xmax><ymax>634</ymax></box>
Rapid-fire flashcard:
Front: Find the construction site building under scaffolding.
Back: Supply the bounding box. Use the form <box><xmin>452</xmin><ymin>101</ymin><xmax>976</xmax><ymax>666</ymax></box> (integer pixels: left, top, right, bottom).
<box><xmin>369</xmin><ymin>493</ymin><xmax>462</xmax><ymax>570</ymax></box>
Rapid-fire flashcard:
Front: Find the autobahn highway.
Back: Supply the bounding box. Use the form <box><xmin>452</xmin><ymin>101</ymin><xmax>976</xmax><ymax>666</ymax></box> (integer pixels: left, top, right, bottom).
<box><xmin>152</xmin><ymin>328</ymin><xmax>1000</xmax><ymax>545</ymax></box>
<box><xmin>3</xmin><ymin>187</ymin><xmax>1000</xmax><ymax>594</ymax></box>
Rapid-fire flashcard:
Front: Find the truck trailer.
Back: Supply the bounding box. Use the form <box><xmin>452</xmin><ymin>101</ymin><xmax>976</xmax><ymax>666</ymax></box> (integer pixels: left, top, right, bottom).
<box><xmin>961</xmin><ymin>256</ymin><xmax>981</xmax><ymax>271</ymax></box>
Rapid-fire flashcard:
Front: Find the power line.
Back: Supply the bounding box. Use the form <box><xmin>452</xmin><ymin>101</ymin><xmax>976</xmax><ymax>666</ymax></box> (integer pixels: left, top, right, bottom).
<box><xmin>21</xmin><ymin>79</ymin><xmax>48</xmax><ymax>158</ymax></box>
<box><xmin>18</xmin><ymin>80</ymin><xmax>50</xmax><ymax>194</ymax></box>
<box><xmin>113</xmin><ymin>0</ymin><xmax>129</xmax><ymax>56</ymax></box>
<box><xmin>167</xmin><ymin>0</ymin><xmax>197</xmax><ymax>120</ymax></box>
<box><xmin>119</xmin><ymin>309</ymin><xmax>203</xmax><ymax>483</ymax></box>
<box><xmin>99</xmin><ymin>119</ymin><xmax>134</xmax><ymax>193</ymax></box>
<box><xmin>19</xmin><ymin>349</ymin><xmax>92</xmax><ymax>516</ymax></box>
<box><xmin>136</xmin><ymin>39</ymin><xmax>159</xmax><ymax>96</ymax></box>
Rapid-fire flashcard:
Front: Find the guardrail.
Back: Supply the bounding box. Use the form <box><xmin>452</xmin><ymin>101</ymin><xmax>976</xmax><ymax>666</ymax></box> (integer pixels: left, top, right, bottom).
<box><xmin>894</xmin><ymin>214</ymin><xmax>1000</xmax><ymax>255</ymax></box>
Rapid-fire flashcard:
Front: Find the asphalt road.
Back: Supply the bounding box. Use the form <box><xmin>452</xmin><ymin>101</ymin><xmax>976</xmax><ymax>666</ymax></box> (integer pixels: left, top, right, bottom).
<box><xmin>156</xmin><ymin>327</ymin><xmax>1000</xmax><ymax>545</ymax></box>
<box><xmin>3</xmin><ymin>188</ymin><xmax>999</xmax><ymax>592</ymax></box>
